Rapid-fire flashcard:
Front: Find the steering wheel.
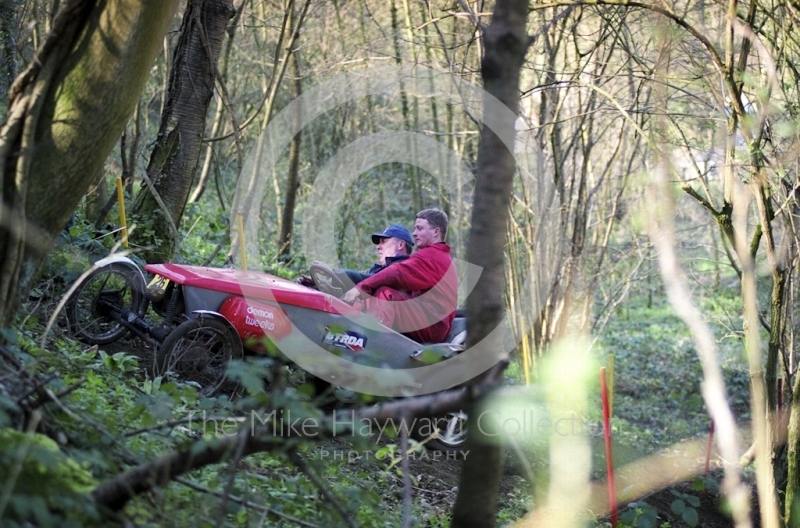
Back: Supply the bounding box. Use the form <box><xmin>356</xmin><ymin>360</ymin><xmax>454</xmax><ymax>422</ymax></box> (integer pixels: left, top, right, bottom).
<box><xmin>309</xmin><ymin>262</ymin><xmax>348</xmax><ymax>297</ymax></box>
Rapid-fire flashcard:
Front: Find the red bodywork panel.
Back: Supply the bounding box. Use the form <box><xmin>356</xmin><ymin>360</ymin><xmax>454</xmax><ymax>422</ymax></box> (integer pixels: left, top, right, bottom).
<box><xmin>219</xmin><ymin>297</ymin><xmax>292</xmax><ymax>351</ymax></box>
<box><xmin>145</xmin><ymin>263</ymin><xmax>360</xmax><ymax>316</ymax></box>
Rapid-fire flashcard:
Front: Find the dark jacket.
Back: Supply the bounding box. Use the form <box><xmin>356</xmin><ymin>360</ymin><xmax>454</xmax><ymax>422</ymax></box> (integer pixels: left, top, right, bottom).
<box><xmin>337</xmin><ymin>254</ymin><xmax>410</xmax><ymax>285</ymax></box>
<box><xmin>357</xmin><ymin>243</ymin><xmax>457</xmax><ymax>342</ymax></box>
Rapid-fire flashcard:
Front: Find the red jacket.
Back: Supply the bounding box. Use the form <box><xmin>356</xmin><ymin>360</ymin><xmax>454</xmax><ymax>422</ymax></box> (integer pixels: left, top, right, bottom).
<box><xmin>357</xmin><ymin>242</ymin><xmax>458</xmax><ymax>342</ymax></box>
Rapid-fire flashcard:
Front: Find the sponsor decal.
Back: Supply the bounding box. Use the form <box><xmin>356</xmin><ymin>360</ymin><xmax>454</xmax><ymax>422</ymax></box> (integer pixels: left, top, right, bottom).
<box><xmin>245</xmin><ymin>304</ymin><xmax>276</xmax><ymax>331</ymax></box>
<box><xmin>322</xmin><ymin>327</ymin><xmax>367</xmax><ymax>352</ymax></box>
<box><xmin>219</xmin><ymin>297</ymin><xmax>291</xmax><ymax>341</ymax></box>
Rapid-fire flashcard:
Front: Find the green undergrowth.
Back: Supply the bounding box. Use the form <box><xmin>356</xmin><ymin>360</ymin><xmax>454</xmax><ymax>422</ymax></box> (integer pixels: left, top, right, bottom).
<box><xmin>595</xmin><ymin>291</ymin><xmax>749</xmax><ymax>456</ymax></box>
<box><xmin>585</xmin><ymin>288</ymin><xmax>750</xmax><ymax>527</ymax></box>
<box><xmin>1</xmin><ymin>316</ymin><xmax>532</xmax><ymax>527</ymax></box>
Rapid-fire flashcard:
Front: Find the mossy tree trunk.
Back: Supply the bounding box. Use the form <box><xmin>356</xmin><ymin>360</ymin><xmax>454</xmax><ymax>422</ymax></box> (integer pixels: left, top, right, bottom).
<box><xmin>0</xmin><ymin>0</ymin><xmax>180</xmax><ymax>330</ymax></box>
<box><xmin>130</xmin><ymin>0</ymin><xmax>235</xmax><ymax>263</ymax></box>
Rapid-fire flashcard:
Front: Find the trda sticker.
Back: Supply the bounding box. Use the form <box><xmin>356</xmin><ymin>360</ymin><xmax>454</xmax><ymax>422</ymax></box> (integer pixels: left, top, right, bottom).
<box><xmin>322</xmin><ymin>327</ymin><xmax>367</xmax><ymax>352</ymax></box>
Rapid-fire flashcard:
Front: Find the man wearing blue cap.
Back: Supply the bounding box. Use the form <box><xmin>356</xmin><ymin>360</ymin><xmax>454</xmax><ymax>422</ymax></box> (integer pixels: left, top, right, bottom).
<box><xmin>344</xmin><ymin>208</ymin><xmax>457</xmax><ymax>343</ymax></box>
<box><xmin>340</xmin><ymin>224</ymin><xmax>414</xmax><ymax>284</ymax></box>
<box><xmin>298</xmin><ymin>224</ymin><xmax>413</xmax><ymax>288</ymax></box>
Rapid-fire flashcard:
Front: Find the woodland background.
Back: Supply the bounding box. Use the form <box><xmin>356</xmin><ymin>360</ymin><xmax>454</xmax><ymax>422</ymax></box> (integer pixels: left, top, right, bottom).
<box><xmin>0</xmin><ymin>0</ymin><xmax>798</xmax><ymax>526</ymax></box>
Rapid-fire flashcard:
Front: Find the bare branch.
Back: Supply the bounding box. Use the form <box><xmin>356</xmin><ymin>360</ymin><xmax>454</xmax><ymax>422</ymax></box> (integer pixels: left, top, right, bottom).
<box><xmin>288</xmin><ymin>450</ymin><xmax>358</xmax><ymax>528</ymax></box>
<box><xmin>455</xmin><ymin>0</ymin><xmax>487</xmax><ymax>32</ymax></box>
<box><xmin>92</xmin><ymin>384</ymin><xmax>475</xmax><ymax>511</ymax></box>
<box><xmin>175</xmin><ymin>476</ymin><xmax>318</xmax><ymax>528</ymax></box>
<box><xmin>532</xmin><ymin>0</ymin><xmax>727</xmax><ymax>79</ymax></box>
<box><xmin>648</xmin><ymin>165</ymin><xmax>752</xmax><ymax>527</ymax></box>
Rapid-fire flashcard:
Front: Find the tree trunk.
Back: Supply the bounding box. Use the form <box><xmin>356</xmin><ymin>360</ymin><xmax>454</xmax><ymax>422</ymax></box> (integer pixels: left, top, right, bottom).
<box><xmin>0</xmin><ymin>0</ymin><xmax>20</xmax><ymax>106</ymax></box>
<box><xmin>131</xmin><ymin>0</ymin><xmax>234</xmax><ymax>263</ymax></box>
<box><xmin>0</xmin><ymin>0</ymin><xmax>180</xmax><ymax>330</ymax></box>
<box><xmin>451</xmin><ymin>1</ymin><xmax>531</xmax><ymax>526</ymax></box>
<box><xmin>278</xmin><ymin>53</ymin><xmax>302</xmax><ymax>258</ymax></box>
<box><xmin>188</xmin><ymin>0</ymin><xmax>244</xmax><ymax>205</ymax></box>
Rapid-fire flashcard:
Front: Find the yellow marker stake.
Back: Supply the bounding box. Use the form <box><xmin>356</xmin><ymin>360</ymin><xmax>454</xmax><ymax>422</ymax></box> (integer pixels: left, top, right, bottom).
<box><xmin>236</xmin><ymin>213</ymin><xmax>247</xmax><ymax>270</ymax></box>
<box><xmin>521</xmin><ymin>335</ymin><xmax>531</xmax><ymax>386</ymax></box>
<box><xmin>609</xmin><ymin>355</ymin><xmax>615</xmax><ymax>416</ymax></box>
<box><xmin>518</xmin><ymin>314</ymin><xmax>531</xmax><ymax>386</ymax></box>
<box><xmin>115</xmin><ymin>176</ymin><xmax>128</xmax><ymax>248</ymax></box>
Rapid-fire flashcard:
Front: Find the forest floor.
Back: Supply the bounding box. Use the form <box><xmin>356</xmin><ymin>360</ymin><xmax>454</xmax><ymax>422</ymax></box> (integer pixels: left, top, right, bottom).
<box><xmin>108</xmin><ymin>328</ymin><xmax>753</xmax><ymax>527</ymax></box>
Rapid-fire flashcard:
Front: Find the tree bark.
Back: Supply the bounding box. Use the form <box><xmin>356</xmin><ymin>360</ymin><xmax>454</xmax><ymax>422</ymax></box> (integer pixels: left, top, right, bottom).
<box><xmin>188</xmin><ymin>0</ymin><xmax>244</xmax><ymax>205</ymax></box>
<box><xmin>278</xmin><ymin>52</ymin><xmax>302</xmax><ymax>258</ymax></box>
<box><xmin>131</xmin><ymin>0</ymin><xmax>235</xmax><ymax>263</ymax></box>
<box><xmin>0</xmin><ymin>0</ymin><xmax>20</xmax><ymax>106</ymax></box>
<box><xmin>451</xmin><ymin>1</ymin><xmax>531</xmax><ymax>527</ymax></box>
<box><xmin>0</xmin><ymin>0</ymin><xmax>180</xmax><ymax>330</ymax></box>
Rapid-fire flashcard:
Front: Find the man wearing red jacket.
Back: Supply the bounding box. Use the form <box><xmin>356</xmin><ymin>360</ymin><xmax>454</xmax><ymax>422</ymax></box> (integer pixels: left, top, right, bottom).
<box><xmin>343</xmin><ymin>208</ymin><xmax>458</xmax><ymax>343</ymax></box>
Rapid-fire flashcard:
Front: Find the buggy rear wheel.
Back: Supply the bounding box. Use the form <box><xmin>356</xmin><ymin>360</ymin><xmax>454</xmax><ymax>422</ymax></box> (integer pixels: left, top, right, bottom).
<box><xmin>65</xmin><ymin>263</ymin><xmax>146</xmax><ymax>345</ymax></box>
<box><xmin>154</xmin><ymin>317</ymin><xmax>243</xmax><ymax>396</ymax></box>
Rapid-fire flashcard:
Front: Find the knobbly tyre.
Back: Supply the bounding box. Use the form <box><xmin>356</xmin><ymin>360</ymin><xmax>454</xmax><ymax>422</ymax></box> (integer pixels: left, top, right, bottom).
<box><xmin>63</xmin><ymin>256</ymin><xmax>469</xmax><ymax>452</ymax></box>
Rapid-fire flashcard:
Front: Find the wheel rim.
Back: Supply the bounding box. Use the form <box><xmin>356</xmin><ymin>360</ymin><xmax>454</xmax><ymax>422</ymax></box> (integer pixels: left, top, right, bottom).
<box><xmin>436</xmin><ymin>411</ymin><xmax>468</xmax><ymax>448</ymax></box>
<box><xmin>163</xmin><ymin>325</ymin><xmax>234</xmax><ymax>395</ymax></box>
<box><xmin>68</xmin><ymin>267</ymin><xmax>142</xmax><ymax>344</ymax></box>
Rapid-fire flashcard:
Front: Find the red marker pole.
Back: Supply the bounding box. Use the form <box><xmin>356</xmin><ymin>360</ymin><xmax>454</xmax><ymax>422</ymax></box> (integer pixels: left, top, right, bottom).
<box><xmin>705</xmin><ymin>420</ymin><xmax>715</xmax><ymax>473</ymax></box>
<box><xmin>600</xmin><ymin>367</ymin><xmax>618</xmax><ymax>527</ymax></box>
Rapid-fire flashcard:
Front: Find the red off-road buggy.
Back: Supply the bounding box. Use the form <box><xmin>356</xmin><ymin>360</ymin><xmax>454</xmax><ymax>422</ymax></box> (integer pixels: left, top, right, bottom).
<box><xmin>64</xmin><ymin>256</ymin><xmax>468</xmax><ymax>451</ymax></box>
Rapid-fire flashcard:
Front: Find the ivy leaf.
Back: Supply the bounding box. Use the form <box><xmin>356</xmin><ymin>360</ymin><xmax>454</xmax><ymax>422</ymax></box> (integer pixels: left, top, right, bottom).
<box><xmin>620</xmin><ymin>509</ymin><xmax>636</xmax><ymax>524</ymax></box>
<box><xmin>682</xmin><ymin>507</ymin><xmax>699</xmax><ymax>527</ymax></box>
<box><xmin>637</xmin><ymin>515</ymin><xmax>656</xmax><ymax>528</ymax></box>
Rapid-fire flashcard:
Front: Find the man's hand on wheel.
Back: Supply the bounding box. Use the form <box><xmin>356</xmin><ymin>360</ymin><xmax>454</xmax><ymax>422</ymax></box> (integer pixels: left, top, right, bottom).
<box><xmin>295</xmin><ymin>274</ymin><xmax>314</xmax><ymax>287</ymax></box>
<box><xmin>344</xmin><ymin>287</ymin><xmax>362</xmax><ymax>304</ymax></box>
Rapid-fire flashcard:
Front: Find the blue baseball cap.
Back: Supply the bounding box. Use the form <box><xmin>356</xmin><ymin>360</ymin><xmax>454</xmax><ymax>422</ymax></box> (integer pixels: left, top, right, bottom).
<box><xmin>371</xmin><ymin>224</ymin><xmax>414</xmax><ymax>247</ymax></box>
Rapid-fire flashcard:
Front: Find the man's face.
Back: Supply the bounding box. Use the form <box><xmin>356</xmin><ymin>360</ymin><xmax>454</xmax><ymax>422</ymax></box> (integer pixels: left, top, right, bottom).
<box><xmin>376</xmin><ymin>237</ymin><xmax>403</xmax><ymax>265</ymax></box>
<box><xmin>413</xmin><ymin>218</ymin><xmax>439</xmax><ymax>249</ymax></box>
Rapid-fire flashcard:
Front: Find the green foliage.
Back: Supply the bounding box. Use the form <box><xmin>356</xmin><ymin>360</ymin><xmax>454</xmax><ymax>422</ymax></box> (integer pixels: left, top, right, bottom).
<box><xmin>669</xmin><ymin>489</ymin><xmax>701</xmax><ymax>527</ymax></box>
<box><xmin>96</xmin><ymin>350</ymin><xmax>140</xmax><ymax>373</ymax></box>
<box><xmin>620</xmin><ymin>501</ymin><xmax>660</xmax><ymax>528</ymax></box>
<box><xmin>597</xmin><ymin>294</ymin><xmax>749</xmax><ymax>451</ymax></box>
<box><xmin>177</xmin><ymin>201</ymin><xmax>230</xmax><ymax>266</ymax></box>
<box><xmin>37</xmin><ymin>212</ymin><xmax>116</xmax><ymax>289</ymax></box>
<box><xmin>127</xmin><ymin>210</ymin><xmax>170</xmax><ymax>262</ymax></box>
<box><xmin>0</xmin><ymin>428</ymin><xmax>99</xmax><ymax>527</ymax></box>
<box><xmin>495</xmin><ymin>486</ymin><xmax>533</xmax><ymax>525</ymax></box>
<box><xmin>5</xmin><ymin>312</ymin><xmax>467</xmax><ymax>526</ymax></box>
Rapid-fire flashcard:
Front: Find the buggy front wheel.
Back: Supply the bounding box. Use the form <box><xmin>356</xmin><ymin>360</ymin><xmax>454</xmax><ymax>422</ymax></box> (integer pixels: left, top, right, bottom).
<box><xmin>154</xmin><ymin>317</ymin><xmax>243</xmax><ymax>396</ymax></box>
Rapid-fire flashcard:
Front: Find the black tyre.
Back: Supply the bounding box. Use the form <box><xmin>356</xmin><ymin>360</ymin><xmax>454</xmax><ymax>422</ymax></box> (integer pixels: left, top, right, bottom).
<box><xmin>154</xmin><ymin>317</ymin><xmax>243</xmax><ymax>396</ymax></box>
<box><xmin>414</xmin><ymin>410</ymin><xmax>469</xmax><ymax>453</ymax></box>
<box><xmin>65</xmin><ymin>263</ymin><xmax>146</xmax><ymax>345</ymax></box>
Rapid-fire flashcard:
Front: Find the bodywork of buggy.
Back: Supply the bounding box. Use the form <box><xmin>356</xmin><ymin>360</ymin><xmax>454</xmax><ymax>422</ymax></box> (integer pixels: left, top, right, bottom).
<box><xmin>65</xmin><ymin>256</ymin><xmax>468</xmax><ymax>451</ymax></box>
